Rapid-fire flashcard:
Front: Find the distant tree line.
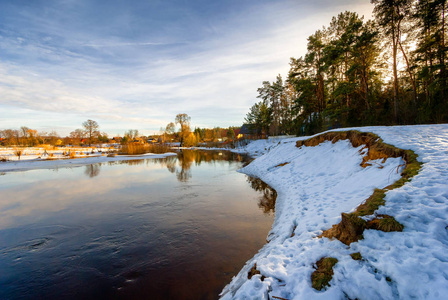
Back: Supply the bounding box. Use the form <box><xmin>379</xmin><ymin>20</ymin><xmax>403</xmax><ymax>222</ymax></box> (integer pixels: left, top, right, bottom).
<box><xmin>0</xmin><ymin>120</ymin><xmax>108</xmax><ymax>147</ymax></box>
<box><xmin>1</xmin><ymin>115</ymin><xmax>242</xmax><ymax>148</ymax></box>
<box><xmin>0</xmin><ymin>127</ymin><xmax>61</xmax><ymax>146</ymax></box>
<box><xmin>245</xmin><ymin>0</ymin><xmax>448</xmax><ymax>136</ymax></box>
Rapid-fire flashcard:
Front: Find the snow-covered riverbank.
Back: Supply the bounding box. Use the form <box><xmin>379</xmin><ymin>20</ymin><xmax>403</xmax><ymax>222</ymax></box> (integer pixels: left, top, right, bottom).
<box><xmin>222</xmin><ymin>124</ymin><xmax>448</xmax><ymax>300</ymax></box>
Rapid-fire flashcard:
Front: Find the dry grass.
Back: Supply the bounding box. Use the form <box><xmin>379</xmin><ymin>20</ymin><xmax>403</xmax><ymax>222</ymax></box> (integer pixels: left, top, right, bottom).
<box><xmin>275</xmin><ymin>162</ymin><xmax>290</xmax><ymax>168</ymax></box>
<box><xmin>367</xmin><ymin>215</ymin><xmax>404</xmax><ymax>232</ymax></box>
<box><xmin>67</xmin><ymin>151</ymin><xmax>76</xmax><ymax>159</ymax></box>
<box><xmin>120</xmin><ymin>143</ymin><xmax>171</xmax><ymax>155</ymax></box>
<box><xmin>247</xmin><ymin>263</ymin><xmax>267</xmax><ymax>281</ymax></box>
<box><xmin>311</xmin><ymin>257</ymin><xmax>338</xmax><ymax>291</ymax></box>
<box><xmin>41</xmin><ymin>144</ymin><xmax>55</xmax><ymax>150</ymax></box>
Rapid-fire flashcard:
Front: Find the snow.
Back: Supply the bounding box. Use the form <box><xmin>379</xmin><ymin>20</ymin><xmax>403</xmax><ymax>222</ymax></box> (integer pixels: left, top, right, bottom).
<box><xmin>223</xmin><ymin>124</ymin><xmax>448</xmax><ymax>300</ymax></box>
<box><xmin>0</xmin><ymin>151</ymin><xmax>177</xmax><ymax>173</ymax></box>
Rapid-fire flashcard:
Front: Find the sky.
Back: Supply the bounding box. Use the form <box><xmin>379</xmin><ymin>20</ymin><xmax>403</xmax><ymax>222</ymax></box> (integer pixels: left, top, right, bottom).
<box><xmin>0</xmin><ymin>0</ymin><xmax>374</xmax><ymax>136</ymax></box>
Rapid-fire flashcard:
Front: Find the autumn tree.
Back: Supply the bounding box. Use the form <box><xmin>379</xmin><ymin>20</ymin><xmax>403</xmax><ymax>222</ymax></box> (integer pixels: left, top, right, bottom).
<box><xmin>175</xmin><ymin>113</ymin><xmax>191</xmax><ymax>147</ymax></box>
<box><xmin>70</xmin><ymin>129</ymin><xmax>85</xmax><ymax>145</ymax></box>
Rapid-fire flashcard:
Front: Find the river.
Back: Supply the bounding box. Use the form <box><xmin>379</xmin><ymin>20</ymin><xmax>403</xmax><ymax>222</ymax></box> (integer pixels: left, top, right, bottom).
<box><xmin>0</xmin><ymin>150</ymin><xmax>275</xmax><ymax>300</ymax></box>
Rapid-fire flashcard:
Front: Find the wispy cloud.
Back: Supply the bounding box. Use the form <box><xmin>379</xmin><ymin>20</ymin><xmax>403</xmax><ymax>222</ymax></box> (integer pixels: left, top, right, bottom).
<box><xmin>83</xmin><ymin>41</ymin><xmax>187</xmax><ymax>48</ymax></box>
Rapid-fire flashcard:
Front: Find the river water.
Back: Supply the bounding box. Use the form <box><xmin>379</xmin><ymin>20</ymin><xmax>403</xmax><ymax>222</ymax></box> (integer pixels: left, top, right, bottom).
<box><xmin>0</xmin><ymin>150</ymin><xmax>275</xmax><ymax>300</ymax></box>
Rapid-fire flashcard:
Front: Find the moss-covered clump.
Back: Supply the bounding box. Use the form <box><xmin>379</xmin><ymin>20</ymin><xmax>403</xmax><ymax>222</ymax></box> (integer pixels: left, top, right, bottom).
<box><xmin>350</xmin><ymin>252</ymin><xmax>363</xmax><ymax>261</ymax></box>
<box><xmin>311</xmin><ymin>257</ymin><xmax>339</xmax><ymax>290</ymax></box>
<box><xmin>367</xmin><ymin>215</ymin><xmax>404</xmax><ymax>232</ymax></box>
<box><xmin>320</xmin><ymin>213</ymin><xmax>366</xmax><ymax>245</ymax></box>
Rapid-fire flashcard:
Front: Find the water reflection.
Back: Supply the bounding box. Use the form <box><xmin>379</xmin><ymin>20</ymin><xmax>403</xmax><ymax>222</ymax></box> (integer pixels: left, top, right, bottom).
<box><xmin>175</xmin><ymin>150</ymin><xmax>249</xmax><ymax>183</ymax></box>
<box><xmin>246</xmin><ymin>176</ymin><xmax>277</xmax><ymax>214</ymax></box>
<box><xmin>84</xmin><ymin>164</ymin><xmax>101</xmax><ymax>178</ymax></box>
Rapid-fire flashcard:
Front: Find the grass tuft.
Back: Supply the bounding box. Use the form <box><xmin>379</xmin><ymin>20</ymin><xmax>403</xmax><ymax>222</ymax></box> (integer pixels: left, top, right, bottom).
<box><xmin>350</xmin><ymin>252</ymin><xmax>363</xmax><ymax>261</ymax></box>
<box><xmin>311</xmin><ymin>257</ymin><xmax>338</xmax><ymax>291</ymax></box>
<box><xmin>355</xmin><ymin>189</ymin><xmax>386</xmax><ymax>217</ymax></box>
<box><xmin>367</xmin><ymin>215</ymin><xmax>404</xmax><ymax>232</ymax></box>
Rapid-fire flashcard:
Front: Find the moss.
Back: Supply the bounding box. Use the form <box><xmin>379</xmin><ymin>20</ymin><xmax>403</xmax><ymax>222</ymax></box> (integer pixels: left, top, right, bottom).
<box><xmin>355</xmin><ymin>189</ymin><xmax>386</xmax><ymax>217</ymax></box>
<box><xmin>350</xmin><ymin>252</ymin><xmax>363</xmax><ymax>261</ymax></box>
<box><xmin>367</xmin><ymin>215</ymin><xmax>404</xmax><ymax>232</ymax></box>
<box><xmin>311</xmin><ymin>257</ymin><xmax>338</xmax><ymax>291</ymax></box>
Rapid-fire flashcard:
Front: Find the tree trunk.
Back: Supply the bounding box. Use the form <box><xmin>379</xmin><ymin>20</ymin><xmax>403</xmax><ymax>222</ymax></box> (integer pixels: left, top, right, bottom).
<box><xmin>392</xmin><ymin>27</ymin><xmax>399</xmax><ymax>123</ymax></box>
<box><xmin>398</xmin><ymin>40</ymin><xmax>417</xmax><ymax>106</ymax></box>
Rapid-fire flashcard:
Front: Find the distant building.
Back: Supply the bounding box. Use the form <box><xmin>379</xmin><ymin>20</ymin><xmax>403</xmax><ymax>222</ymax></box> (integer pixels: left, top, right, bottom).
<box><xmin>239</xmin><ymin>124</ymin><xmax>265</xmax><ymax>139</ymax></box>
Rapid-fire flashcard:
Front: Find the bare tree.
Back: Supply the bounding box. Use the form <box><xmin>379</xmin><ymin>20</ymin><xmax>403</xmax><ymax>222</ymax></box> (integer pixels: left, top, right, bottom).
<box><xmin>82</xmin><ymin>119</ymin><xmax>99</xmax><ymax>146</ymax></box>
<box><xmin>70</xmin><ymin>129</ymin><xmax>86</xmax><ymax>145</ymax></box>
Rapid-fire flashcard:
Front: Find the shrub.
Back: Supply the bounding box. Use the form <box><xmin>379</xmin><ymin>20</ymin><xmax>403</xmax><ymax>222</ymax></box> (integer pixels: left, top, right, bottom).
<box><xmin>14</xmin><ymin>148</ymin><xmax>23</xmax><ymax>160</ymax></box>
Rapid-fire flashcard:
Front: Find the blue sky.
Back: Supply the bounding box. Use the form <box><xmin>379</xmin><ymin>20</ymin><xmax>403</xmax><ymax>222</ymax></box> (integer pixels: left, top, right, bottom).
<box><xmin>0</xmin><ymin>0</ymin><xmax>373</xmax><ymax>136</ymax></box>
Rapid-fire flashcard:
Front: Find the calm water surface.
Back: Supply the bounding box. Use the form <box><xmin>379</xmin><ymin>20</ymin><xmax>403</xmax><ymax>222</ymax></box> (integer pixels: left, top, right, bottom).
<box><xmin>0</xmin><ymin>151</ymin><xmax>275</xmax><ymax>300</ymax></box>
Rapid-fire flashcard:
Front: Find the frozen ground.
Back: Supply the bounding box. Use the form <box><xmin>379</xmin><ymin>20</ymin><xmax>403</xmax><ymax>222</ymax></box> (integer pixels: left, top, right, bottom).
<box><xmin>223</xmin><ymin>124</ymin><xmax>448</xmax><ymax>300</ymax></box>
<box><xmin>0</xmin><ymin>148</ymin><xmax>176</xmax><ymax>173</ymax></box>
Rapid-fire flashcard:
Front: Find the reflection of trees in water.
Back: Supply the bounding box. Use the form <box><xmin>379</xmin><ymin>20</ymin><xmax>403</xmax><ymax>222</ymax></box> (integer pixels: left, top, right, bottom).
<box><xmin>84</xmin><ymin>164</ymin><xmax>101</xmax><ymax>178</ymax></box>
<box><xmin>246</xmin><ymin>176</ymin><xmax>277</xmax><ymax>214</ymax></box>
<box><xmin>107</xmin><ymin>160</ymin><xmax>146</xmax><ymax>167</ymax></box>
<box><xmin>176</xmin><ymin>150</ymin><xmax>194</xmax><ymax>182</ymax></box>
<box><xmin>124</xmin><ymin>160</ymin><xmax>146</xmax><ymax>166</ymax></box>
<box><xmin>160</xmin><ymin>150</ymin><xmax>252</xmax><ymax>183</ymax></box>
<box><xmin>159</xmin><ymin>156</ymin><xmax>177</xmax><ymax>174</ymax></box>
<box><xmin>103</xmin><ymin>150</ymin><xmax>252</xmax><ymax>183</ymax></box>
